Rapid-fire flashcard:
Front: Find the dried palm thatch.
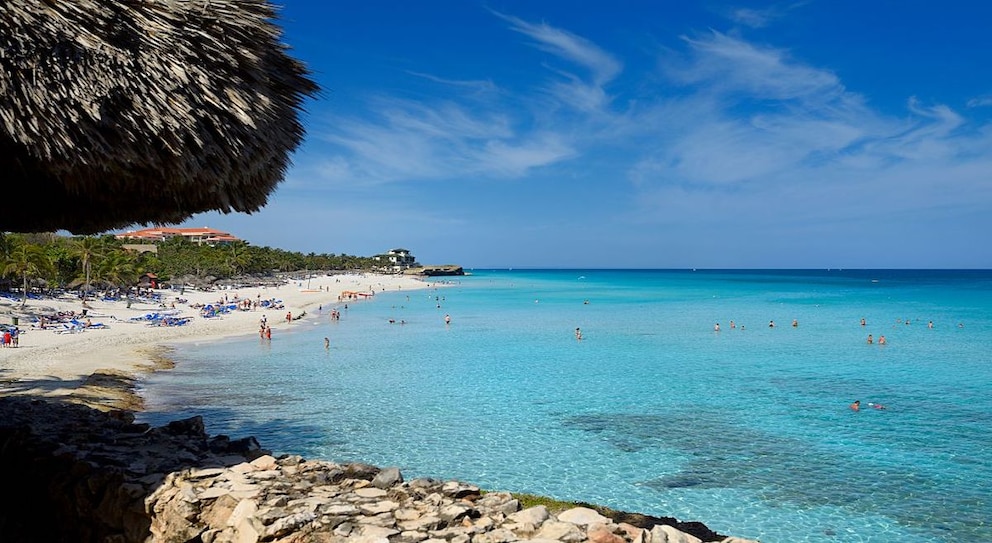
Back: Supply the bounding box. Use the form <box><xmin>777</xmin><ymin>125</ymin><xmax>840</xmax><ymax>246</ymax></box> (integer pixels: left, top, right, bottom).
<box><xmin>1</xmin><ymin>0</ymin><xmax>318</xmax><ymax>233</ymax></box>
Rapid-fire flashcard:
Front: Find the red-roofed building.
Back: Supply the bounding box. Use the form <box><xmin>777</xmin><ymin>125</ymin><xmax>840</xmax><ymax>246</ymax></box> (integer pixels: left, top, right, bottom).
<box><xmin>115</xmin><ymin>226</ymin><xmax>240</xmax><ymax>246</ymax></box>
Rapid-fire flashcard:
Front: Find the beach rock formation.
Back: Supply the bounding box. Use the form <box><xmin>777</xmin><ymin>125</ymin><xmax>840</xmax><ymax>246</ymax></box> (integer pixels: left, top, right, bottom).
<box><xmin>404</xmin><ymin>265</ymin><xmax>465</xmax><ymax>277</ymax></box>
<box><xmin>0</xmin><ymin>397</ymin><xmax>756</xmax><ymax>543</ymax></box>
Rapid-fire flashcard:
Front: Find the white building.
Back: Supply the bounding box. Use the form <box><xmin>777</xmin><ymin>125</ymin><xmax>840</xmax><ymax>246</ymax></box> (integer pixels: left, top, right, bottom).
<box><xmin>375</xmin><ymin>248</ymin><xmax>418</xmax><ymax>271</ymax></box>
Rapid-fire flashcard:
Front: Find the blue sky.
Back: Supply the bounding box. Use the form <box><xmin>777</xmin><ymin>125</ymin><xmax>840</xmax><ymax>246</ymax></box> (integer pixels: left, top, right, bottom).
<box><xmin>179</xmin><ymin>1</ymin><xmax>992</xmax><ymax>268</ymax></box>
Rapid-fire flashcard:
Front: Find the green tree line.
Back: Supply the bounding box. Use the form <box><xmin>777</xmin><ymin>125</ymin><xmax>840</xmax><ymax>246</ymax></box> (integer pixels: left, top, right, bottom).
<box><xmin>0</xmin><ymin>232</ymin><xmax>381</xmax><ymax>305</ymax></box>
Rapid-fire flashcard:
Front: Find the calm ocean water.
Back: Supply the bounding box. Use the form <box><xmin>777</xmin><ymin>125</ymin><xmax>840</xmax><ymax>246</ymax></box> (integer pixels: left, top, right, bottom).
<box><xmin>138</xmin><ymin>269</ymin><xmax>992</xmax><ymax>543</ymax></box>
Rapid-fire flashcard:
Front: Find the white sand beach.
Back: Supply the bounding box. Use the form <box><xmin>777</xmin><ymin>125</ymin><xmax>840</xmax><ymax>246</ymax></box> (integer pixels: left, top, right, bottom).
<box><xmin>0</xmin><ymin>272</ymin><xmax>431</xmax><ymax>407</ymax></box>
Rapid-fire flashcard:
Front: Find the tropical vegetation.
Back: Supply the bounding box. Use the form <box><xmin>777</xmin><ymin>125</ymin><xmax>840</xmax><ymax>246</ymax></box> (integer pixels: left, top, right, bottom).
<box><xmin>0</xmin><ymin>232</ymin><xmax>384</xmax><ymax>297</ymax></box>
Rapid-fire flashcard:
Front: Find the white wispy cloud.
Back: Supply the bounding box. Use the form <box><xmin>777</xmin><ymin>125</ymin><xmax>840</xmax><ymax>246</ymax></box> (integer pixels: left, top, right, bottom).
<box><xmin>625</xmin><ymin>29</ymin><xmax>992</xmax><ymax>237</ymax></box>
<box><xmin>492</xmin><ymin>10</ymin><xmax>622</xmax><ymax>113</ymax></box>
<box><xmin>671</xmin><ymin>31</ymin><xmax>846</xmax><ymax>103</ymax></box>
<box><xmin>309</xmin><ymin>94</ymin><xmax>574</xmax><ymax>187</ymax></box>
<box><xmin>728</xmin><ymin>7</ymin><xmax>778</xmax><ymax>28</ymax></box>
<box><xmin>406</xmin><ymin>71</ymin><xmax>499</xmax><ymax>95</ymax></box>
<box><xmin>493</xmin><ymin>11</ymin><xmax>622</xmax><ymax>84</ymax></box>
<box><xmin>966</xmin><ymin>95</ymin><xmax>992</xmax><ymax>107</ymax></box>
<box><xmin>724</xmin><ymin>2</ymin><xmax>808</xmax><ymax>29</ymax></box>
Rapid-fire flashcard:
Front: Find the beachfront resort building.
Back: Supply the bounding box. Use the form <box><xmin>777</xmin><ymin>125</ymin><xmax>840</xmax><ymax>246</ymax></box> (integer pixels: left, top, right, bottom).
<box><xmin>374</xmin><ymin>248</ymin><xmax>418</xmax><ymax>271</ymax></box>
<box><xmin>115</xmin><ymin>226</ymin><xmax>240</xmax><ymax>247</ymax></box>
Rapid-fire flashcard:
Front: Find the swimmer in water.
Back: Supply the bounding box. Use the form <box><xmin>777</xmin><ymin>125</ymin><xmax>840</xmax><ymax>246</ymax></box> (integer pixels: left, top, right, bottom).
<box><xmin>850</xmin><ymin>400</ymin><xmax>861</xmax><ymax>412</ymax></box>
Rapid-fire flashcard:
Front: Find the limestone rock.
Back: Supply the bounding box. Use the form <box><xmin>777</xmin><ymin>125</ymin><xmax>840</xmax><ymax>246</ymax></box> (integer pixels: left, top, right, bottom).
<box><xmin>508</xmin><ymin>504</ymin><xmax>549</xmax><ymax>526</ymax></box>
<box><xmin>558</xmin><ymin>506</ymin><xmax>610</xmax><ymax>526</ymax></box>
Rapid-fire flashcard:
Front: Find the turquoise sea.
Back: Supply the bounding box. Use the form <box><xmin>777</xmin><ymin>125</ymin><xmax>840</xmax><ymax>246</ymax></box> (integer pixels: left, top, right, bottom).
<box><xmin>138</xmin><ymin>270</ymin><xmax>992</xmax><ymax>543</ymax></box>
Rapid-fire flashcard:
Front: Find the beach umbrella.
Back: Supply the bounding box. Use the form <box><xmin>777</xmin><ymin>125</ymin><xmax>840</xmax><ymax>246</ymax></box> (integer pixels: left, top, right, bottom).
<box><xmin>0</xmin><ymin>0</ymin><xmax>318</xmax><ymax>234</ymax></box>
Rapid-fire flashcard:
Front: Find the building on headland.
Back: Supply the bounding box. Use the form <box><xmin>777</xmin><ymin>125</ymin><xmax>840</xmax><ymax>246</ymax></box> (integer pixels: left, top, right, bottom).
<box><xmin>115</xmin><ymin>226</ymin><xmax>240</xmax><ymax>247</ymax></box>
<box><xmin>374</xmin><ymin>248</ymin><xmax>419</xmax><ymax>272</ymax></box>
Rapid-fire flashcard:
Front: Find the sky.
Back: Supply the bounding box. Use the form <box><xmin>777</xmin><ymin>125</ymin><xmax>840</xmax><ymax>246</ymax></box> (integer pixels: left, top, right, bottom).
<box><xmin>177</xmin><ymin>1</ymin><xmax>992</xmax><ymax>268</ymax></box>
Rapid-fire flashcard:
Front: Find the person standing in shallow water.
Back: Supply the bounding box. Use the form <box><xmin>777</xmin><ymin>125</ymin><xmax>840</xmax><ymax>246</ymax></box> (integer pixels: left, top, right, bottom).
<box><xmin>575</xmin><ymin>327</ymin><xmax>583</xmax><ymax>340</ymax></box>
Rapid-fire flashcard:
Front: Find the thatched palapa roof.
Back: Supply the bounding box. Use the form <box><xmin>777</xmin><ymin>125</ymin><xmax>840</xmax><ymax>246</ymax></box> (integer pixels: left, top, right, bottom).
<box><xmin>1</xmin><ymin>0</ymin><xmax>318</xmax><ymax>233</ymax></box>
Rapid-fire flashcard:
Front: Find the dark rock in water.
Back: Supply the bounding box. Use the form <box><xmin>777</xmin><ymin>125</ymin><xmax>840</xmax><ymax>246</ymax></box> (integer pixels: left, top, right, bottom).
<box><xmin>164</xmin><ymin>415</ymin><xmax>205</xmax><ymax>436</ymax></box>
<box><xmin>372</xmin><ymin>466</ymin><xmax>403</xmax><ymax>488</ymax></box>
<box><xmin>343</xmin><ymin>462</ymin><xmax>380</xmax><ymax>480</ymax></box>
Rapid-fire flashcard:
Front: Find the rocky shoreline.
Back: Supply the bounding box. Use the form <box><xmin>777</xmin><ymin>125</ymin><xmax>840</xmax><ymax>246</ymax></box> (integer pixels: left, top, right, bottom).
<box><xmin>0</xmin><ymin>396</ymin><xmax>758</xmax><ymax>543</ymax></box>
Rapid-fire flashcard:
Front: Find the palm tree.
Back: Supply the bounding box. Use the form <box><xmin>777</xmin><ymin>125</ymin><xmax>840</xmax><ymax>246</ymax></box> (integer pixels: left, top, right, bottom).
<box><xmin>72</xmin><ymin>236</ymin><xmax>104</xmax><ymax>296</ymax></box>
<box><xmin>1</xmin><ymin>241</ymin><xmax>53</xmax><ymax>308</ymax></box>
<box><xmin>95</xmin><ymin>251</ymin><xmax>138</xmax><ymax>290</ymax></box>
<box><xmin>225</xmin><ymin>241</ymin><xmax>251</xmax><ymax>277</ymax></box>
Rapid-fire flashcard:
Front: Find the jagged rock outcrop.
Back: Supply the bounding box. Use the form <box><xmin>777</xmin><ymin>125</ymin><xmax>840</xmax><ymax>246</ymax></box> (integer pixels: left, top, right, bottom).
<box><xmin>0</xmin><ymin>397</ymin><xmax>758</xmax><ymax>543</ymax></box>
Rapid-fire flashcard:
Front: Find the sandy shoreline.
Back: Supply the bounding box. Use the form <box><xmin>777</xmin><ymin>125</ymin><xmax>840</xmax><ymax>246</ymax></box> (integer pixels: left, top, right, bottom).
<box><xmin>0</xmin><ymin>272</ymin><xmax>432</xmax><ymax>409</ymax></box>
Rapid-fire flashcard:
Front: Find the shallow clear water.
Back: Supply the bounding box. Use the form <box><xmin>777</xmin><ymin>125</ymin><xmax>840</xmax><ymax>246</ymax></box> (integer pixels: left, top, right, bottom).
<box><xmin>138</xmin><ymin>270</ymin><xmax>992</xmax><ymax>542</ymax></box>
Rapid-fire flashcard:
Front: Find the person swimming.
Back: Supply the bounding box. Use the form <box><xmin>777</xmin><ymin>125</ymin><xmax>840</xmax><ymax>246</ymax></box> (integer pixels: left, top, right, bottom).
<box><xmin>850</xmin><ymin>400</ymin><xmax>861</xmax><ymax>411</ymax></box>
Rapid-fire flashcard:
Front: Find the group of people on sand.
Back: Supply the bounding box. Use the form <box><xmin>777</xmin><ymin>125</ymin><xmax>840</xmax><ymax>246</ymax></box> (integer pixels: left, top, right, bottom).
<box><xmin>2</xmin><ymin>327</ymin><xmax>19</xmax><ymax>347</ymax></box>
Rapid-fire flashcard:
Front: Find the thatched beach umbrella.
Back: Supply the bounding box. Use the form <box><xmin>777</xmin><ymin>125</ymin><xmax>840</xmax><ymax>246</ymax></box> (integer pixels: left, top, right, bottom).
<box><xmin>1</xmin><ymin>0</ymin><xmax>318</xmax><ymax>233</ymax></box>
